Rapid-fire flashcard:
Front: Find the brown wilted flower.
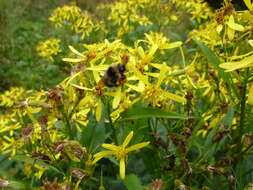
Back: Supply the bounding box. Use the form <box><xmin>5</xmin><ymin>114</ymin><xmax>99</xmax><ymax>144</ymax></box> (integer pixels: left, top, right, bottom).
<box><xmin>31</xmin><ymin>152</ymin><xmax>51</xmax><ymax>163</ymax></box>
<box><xmin>212</xmin><ymin>126</ymin><xmax>230</xmax><ymax>142</ymax></box>
<box><xmin>181</xmin><ymin>127</ymin><xmax>192</xmax><ymax>137</ymax></box>
<box><xmin>21</xmin><ymin>125</ymin><xmax>33</xmax><ymax>142</ymax></box>
<box><xmin>179</xmin><ymin>184</ymin><xmax>189</xmax><ymax>190</ymax></box>
<box><xmin>18</xmin><ymin>101</ymin><xmax>28</xmax><ymax>110</ymax></box>
<box><xmin>219</xmin><ymin>102</ymin><xmax>228</xmax><ymax>110</ymax></box>
<box><xmin>72</xmin><ymin>143</ymin><xmax>85</xmax><ymax>159</ymax></box>
<box><xmin>54</xmin><ymin>141</ymin><xmax>69</xmax><ymax>153</ymax></box>
<box><xmin>243</xmin><ymin>133</ymin><xmax>253</xmax><ymax>146</ymax></box>
<box><xmin>185</xmin><ymin>91</ymin><xmax>193</xmax><ymax>101</ymax></box>
<box><xmin>164</xmin><ymin>154</ymin><xmax>175</xmax><ymax>170</ymax></box>
<box><xmin>71</xmin><ymin>168</ymin><xmax>88</xmax><ymax>179</ymax></box>
<box><xmin>38</xmin><ymin>115</ymin><xmax>48</xmax><ymax>126</ymax></box>
<box><xmin>46</xmin><ymin>87</ymin><xmax>63</xmax><ymax>102</ymax></box>
<box><xmin>206</xmin><ymin>165</ymin><xmax>227</xmax><ymax>175</ymax></box>
<box><xmin>40</xmin><ymin>103</ymin><xmax>52</xmax><ymax>109</ymax></box>
<box><xmin>223</xmin><ymin>3</ymin><xmax>234</xmax><ymax>16</ymax></box>
<box><xmin>150</xmin><ymin>133</ymin><xmax>168</xmax><ymax>150</ymax></box>
<box><xmin>42</xmin><ymin>181</ymin><xmax>61</xmax><ymax>190</ymax></box>
<box><xmin>121</xmin><ymin>54</ymin><xmax>129</xmax><ymax>64</ymax></box>
<box><xmin>152</xmin><ymin>179</ymin><xmax>163</xmax><ymax>190</ymax></box>
<box><xmin>86</xmin><ymin>51</ymin><xmax>96</xmax><ymax>61</ymax></box>
<box><xmin>53</xmin><ymin>141</ymin><xmax>86</xmax><ymax>161</ymax></box>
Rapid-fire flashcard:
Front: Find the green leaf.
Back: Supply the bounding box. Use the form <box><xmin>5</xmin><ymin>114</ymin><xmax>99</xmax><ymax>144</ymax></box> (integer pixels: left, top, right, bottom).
<box><xmin>194</xmin><ymin>39</ymin><xmax>229</xmax><ymax>82</ymax></box>
<box><xmin>221</xmin><ymin>105</ymin><xmax>234</xmax><ymax>126</ymax></box>
<box><xmin>120</xmin><ymin>106</ymin><xmax>189</xmax><ymax>121</ymax></box>
<box><xmin>194</xmin><ymin>40</ymin><xmax>221</xmax><ymax>66</ymax></box>
<box><xmin>124</xmin><ymin>174</ymin><xmax>143</xmax><ymax>190</ymax></box>
<box><xmin>194</xmin><ymin>40</ymin><xmax>240</xmax><ymax>97</ymax></box>
<box><xmin>80</xmin><ymin>118</ymin><xmax>105</xmax><ymax>149</ymax></box>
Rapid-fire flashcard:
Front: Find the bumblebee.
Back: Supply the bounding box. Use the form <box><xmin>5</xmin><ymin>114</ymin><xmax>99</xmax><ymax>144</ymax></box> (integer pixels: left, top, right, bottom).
<box><xmin>101</xmin><ymin>63</ymin><xmax>126</xmax><ymax>87</ymax></box>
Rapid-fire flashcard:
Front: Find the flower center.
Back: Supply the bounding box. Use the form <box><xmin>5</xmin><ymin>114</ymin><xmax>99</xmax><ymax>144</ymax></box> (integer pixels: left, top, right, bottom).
<box><xmin>117</xmin><ymin>146</ymin><xmax>127</xmax><ymax>159</ymax></box>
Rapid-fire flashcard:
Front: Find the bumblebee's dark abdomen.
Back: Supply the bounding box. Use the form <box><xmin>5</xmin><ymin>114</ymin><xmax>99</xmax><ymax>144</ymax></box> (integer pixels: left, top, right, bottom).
<box><xmin>104</xmin><ymin>78</ymin><xmax>118</xmax><ymax>87</ymax></box>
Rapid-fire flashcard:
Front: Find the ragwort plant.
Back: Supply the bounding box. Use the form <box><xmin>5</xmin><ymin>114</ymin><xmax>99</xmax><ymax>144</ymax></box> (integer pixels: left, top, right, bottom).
<box><xmin>1</xmin><ymin>0</ymin><xmax>253</xmax><ymax>189</ymax></box>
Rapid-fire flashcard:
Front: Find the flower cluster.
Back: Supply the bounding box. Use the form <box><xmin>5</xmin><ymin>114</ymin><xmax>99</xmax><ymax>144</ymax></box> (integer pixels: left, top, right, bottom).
<box><xmin>36</xmin><ymin>38</ymin><xmax>61</xmax><ymax>61</ymax></box>
<box><xmin>49</xmin><ymin>5</ymin><xmax>98</xmax><ymax>38</ymax></box>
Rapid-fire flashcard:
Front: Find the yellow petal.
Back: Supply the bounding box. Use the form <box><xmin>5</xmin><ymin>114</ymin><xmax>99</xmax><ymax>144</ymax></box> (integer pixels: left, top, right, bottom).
<box><xmin>74</xmin><ymin>179</ymin><xmax>82</xmax><ymax>190</ymax></box>
<box><xmin>27</xmin><ymin>107</ymin><xmax>41</xmax><ymax>113</ymax></box>
<box><xmin>138</xmin><ymin>46</ymin><xmax>146</xmax><ymax>58</ymax></box>
<box><xmin>92</xmin><ymin>150</ymin><xmax>115</xmax><ymax>164</ymax></box>
<box><xmin>227</xmin><ymin>51</ymin><xmax>253</xmax><ymax>60</ymax></box>
<box><xmin>119</xmin><ymin>158</ymin><xmax>126</xmax><ymax>179</ymax></box>
<box><xmin>156</xmin><ymin>64</ymin><xmax>168</xmax><ymax>87</ymax></box>
<box><xmin>244</xmin><ymin>0</ymin><xmax>253</xmax><ymax>10</ymax></box>
<box><xmin>227</xmin><ymin>27</ymin><xmax>235</xmax><ymax>41</ymax></box>
<box><xmin>102</xmin><ymin>144</ymin><xmax>119</xmax><ymax>151</ymax></box>
<box><xmin>70</xmin><ymin>84</ymin><xmax>93</xmax><ymax>92</ymax></box>
<box><xmin>219</xmin><ymin>54</ymin><xmax>253</xmax><ymax>72</ymax></box>
<box><xmin>69</xmin><ymin>45</ymin><xmax>85</xmax><ymax>57</ymax></box>
<box><xmin>164</xmin><ymin>91</ymin><xmax>187</xmax><ymax>103</ymax></box>
<box><xmin>134</xmin><ymin>70</ymin><xmax>149</xmax><ymax>85</ymax></box>
<box><xmin>125</xmin><ymin>84</ymin><xmax>143</xmax><ymax>92</ymax></box>
<box><xmin>122</xmin><ymin>131</ymin><xmax>133</xmax><ymax>148</ymax></box>
<box><xmin>96</xmin><ymin>99</ymin><xmax>102</xmax><ymax>121</ymax></box>
<box><xmin>248</xmin><ymin>84</ymin><xmax>253</xmax><ymax>105</ymax></box>
<box><xmin>93</xmin><ymin>70</ymin><xmax>101</xmax><ymax>84</ymax></box>
<box><xmin>166</xmin><ymin>41</ymin><xmax>182</xmax><ymax>49</ymax></box>
<box><xmin>126</xmin><ymin>142</ymin><xmax>150</xmax><ymax>152</ymax></box>
<box><xmin>145</xmin><ymin>72</ymin><xmax>160</xmax><ymax>78</ymax></box>
<box><xmin>226</xmin><ymin>15</ymin><xmax>245</xmax><ymax>31</ymax></box>
<box><xmin>248</xmin><ymin>40</ymin><xmax>253</xmax><ymax>48</ymax></box>
<box><xmin>86</xmin><ymin>65</ymin><xmax>108</xmax><ymax>71</ymax></box>
<box><xmin>148</xmin><ymin>44</ymin><xmax>158</xmax><ymax>56</ymax></box>
<box><xmin>62</xmin><ymin>58</ymin><xmax>85</xmax><ymax>63</ymax></box>
<box><xmin>66</xmin><ymin>71</ymin><xmax>83</xmax><ymax>85</ymax></box>
<box><xmin>216</xmin><ymin>24</ymin><xmax>223</xmax><ymax>33</ymax></box>
<box><xmin>112</xmin><ymin>87</ymin><xmax>121</xmax><ymax>109</ymax></box>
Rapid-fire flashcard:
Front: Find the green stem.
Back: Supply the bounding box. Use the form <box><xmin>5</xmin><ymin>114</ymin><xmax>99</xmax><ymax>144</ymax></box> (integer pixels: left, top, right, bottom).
<box><xmin>64</xmin><ymin>112</ymin><xmax>73</xmax><ymax>140</ymax></box>
<box><xmin>64</xmin><ymin>96</ymin><xmax>83</xmax><ymax>140</ymax></box>
<box><xmin>239</xmin><ymin>69</ymin><xmax>249</xmax><ymax>136</ymax></box>
<box><xmin>236</xmin><ymin>68</ymin><xmax>249</xmax><ymax>152</ymax></box>
<box><xmin>105</xmin><ymin>99</ymin><xmax>118</xmax><ymax>145</ymax></box>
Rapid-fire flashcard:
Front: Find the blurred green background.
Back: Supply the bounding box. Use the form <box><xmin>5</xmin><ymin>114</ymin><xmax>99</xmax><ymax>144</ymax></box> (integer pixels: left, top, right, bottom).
<box><xmin>0</xmin><ymin>0</ymin><xmax>108</xmax><ymax>92</ymax></box>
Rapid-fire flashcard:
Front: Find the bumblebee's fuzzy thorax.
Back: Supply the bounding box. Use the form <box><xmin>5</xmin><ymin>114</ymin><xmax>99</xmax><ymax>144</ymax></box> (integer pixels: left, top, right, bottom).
<box><xmin>101</xmin><ymin>64</ymin><xmax>126</xmax><ymax>87</ymax></box>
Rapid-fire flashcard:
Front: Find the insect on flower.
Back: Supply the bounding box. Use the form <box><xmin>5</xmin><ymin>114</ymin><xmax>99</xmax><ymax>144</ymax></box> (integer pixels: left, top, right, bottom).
<box><xmin>101</xmin><ymin>63</ymin><xmax>127</xmax><ymax>87</ymax></box>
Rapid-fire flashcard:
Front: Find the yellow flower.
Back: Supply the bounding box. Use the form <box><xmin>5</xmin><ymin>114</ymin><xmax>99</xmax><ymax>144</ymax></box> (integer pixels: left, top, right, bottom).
<box><xmin>143</xmin><ymin>32</ymin><xmax>182</xmax><ymax>50</ymax></box>
<box><xmin>244</xmin><ymin>0</ymin><xmax>253</xmax><ymax>11</ymax></box>
<box><xmin>226</xmin><ymin>15</ymin><xmax>245</xmax><ymax>40</ymax></box>
<box><xmin>0</xmin><ymin>87</ymin><xmax>31</xmax><ymax>107</ymax></box>
<box><xmin>93</xmin><ymin>131</ymin><xmax>149</xmax><ymax>179</ymax></box>
<box><xmin>219</xmin><ymin>54</ymin><xmax>253</xmax><ymax>72</ymax></box>
<box><xmin>36</xmin><ymin>38</ymin><xmax>61</xmax><ymax>61</ymax></box>
<box><xmin>49</xmin><ymin>5</ymin><xmax>97</xmax><ymax>38</ymax></box>
<box><xmin>127</xmin><ymin>64</ymin><xmax>186</xmax><ymax>106</ymax></box>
